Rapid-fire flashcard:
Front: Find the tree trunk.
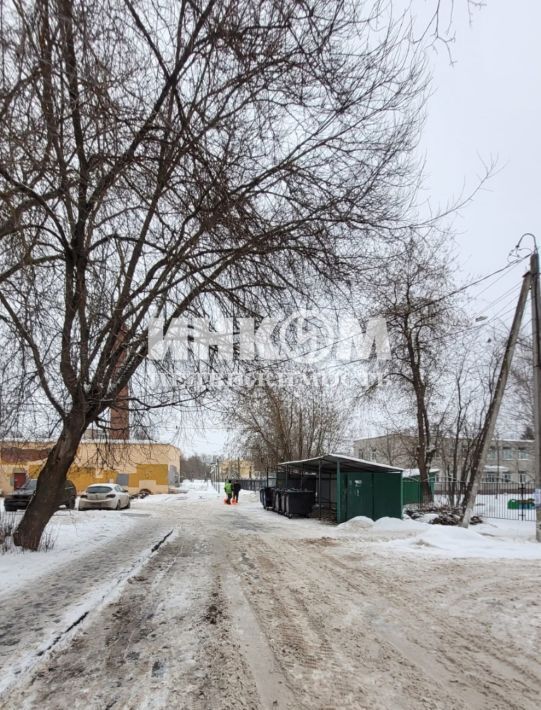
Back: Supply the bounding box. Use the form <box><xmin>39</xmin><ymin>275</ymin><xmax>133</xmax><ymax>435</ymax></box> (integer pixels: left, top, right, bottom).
<box><xmin>414</xmin><ymin>386</ymin><xmax>433</xmax><ymax>505</ymax></box>
<box><xmin>419</xmin><ymin>465</ymin><xmax>432</xmax><ymax>504</ymax></box>
<box><xmin>13</xmin><ymin>416</ymin><xmax>84</xmax><ymax>550</ymax></box>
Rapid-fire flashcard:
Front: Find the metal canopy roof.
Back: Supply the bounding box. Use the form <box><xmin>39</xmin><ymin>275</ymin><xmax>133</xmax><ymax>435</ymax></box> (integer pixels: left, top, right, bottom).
<box><xmin>279</xmin><ymin>453</ymin><xmax>402</xmax><ymax>476</ymax></box>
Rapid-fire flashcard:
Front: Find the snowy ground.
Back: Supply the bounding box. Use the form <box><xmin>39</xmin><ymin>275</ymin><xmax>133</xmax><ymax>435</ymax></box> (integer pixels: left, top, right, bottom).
<box><xmin>333</xmin><ymin>514</ymin><xmax>541</xmax><ymax>560</ymax></box>
<box><xmin>0</xmin><ymin>484</ymin><xmax>219</xmax><ymax>694</ymax></box>
<box><xmin>434</xmin><ymin>492</ymin><xmax>536</xmax><ymax>522</ymax></box>
<box><xmin>0</xmin><ymin>507</ymin><xmax>141</xmax><ymax>596</ymax></box>
<box><xmin>1</xmin><ymin>485</ymin><xmax>540</xmax><ymax>709</ymax></box>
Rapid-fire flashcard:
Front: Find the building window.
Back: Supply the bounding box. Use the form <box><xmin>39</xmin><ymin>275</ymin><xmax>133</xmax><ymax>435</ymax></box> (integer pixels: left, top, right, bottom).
<box><xmin>519</xmin><ymin>472</ymin><xmax>529</xmax><ymax>483</ymax></box>
<box><xmin>370</xmin><ymin>449</ymin><xmax>377</xmax><ymax>461</ymax></box>
<box><xmin>502</xmin><ymin>447</ymin><xmax>513</xmax><ymax>461</ymax></box>
<box><xmin>487</xmin><ymin>448</ymin><xmax>496</xmax><ymax>461</ymax></box>
<box><xmin>485</xmin><ymin>472</ymin><xmax>497</xmax><ymax>482</ymax></box>
<box><xmin>518</xmin><ymin>449</ymin><xmax>529</xmax><ymax>460</ymax></box>
<box><xmin>501</xmin><ymin>472</ymin><xmax>511</xmax><ymax>483</ymax></box>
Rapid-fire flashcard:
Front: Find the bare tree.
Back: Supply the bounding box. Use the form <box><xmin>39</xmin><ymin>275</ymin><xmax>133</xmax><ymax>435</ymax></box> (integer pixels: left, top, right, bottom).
<box><xmin>356</xmin><ymin>276</ymin><xmax>509</xmax><ymax>509</ymax></box>
<box><xmin>410</xmin><ymin>0</ymin><xmax>486</xmax><ymax>58</ymax></box>
<box><xmin>364</xmin><ymin>234</ymin><xmax>463</xmax><ymax>502</ymax></box>
<box><xmin>436</xmin><ymin>334</ymin><xmax>501</xmax><ymax>504</ymax></box>
<box><xmin>506</xmin><ymin>334</ymin><xmax>534</xmax><ymax>437</ymax></box>
<box><xmin>0</xmin><ymin>0</ymin><xmax>426</xmax><ymax>548</ymax></box>
<box><xmin>180</xmin><ymin>454</ymin><xmax>210</xmax><ymax>481</ymax></box>
<box><xmin>228</xmin><ymin>374</ymin><xmax>348</xmax><ymax>468</ymax></box>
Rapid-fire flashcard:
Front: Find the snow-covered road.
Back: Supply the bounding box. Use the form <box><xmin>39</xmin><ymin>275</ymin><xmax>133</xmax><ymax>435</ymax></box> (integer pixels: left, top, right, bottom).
<box><xmin>0</xmin><ymin>502</ymin><xmax>179</xmax><ymax>693</ymax></box>
<box><xmin>1</xmin><ymin>491</ymin><xmax>540</xmax><ymax>709</ymax></box>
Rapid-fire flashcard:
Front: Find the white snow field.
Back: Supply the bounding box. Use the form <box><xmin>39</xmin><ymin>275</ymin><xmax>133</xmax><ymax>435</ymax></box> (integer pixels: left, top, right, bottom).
<box><xmin>0</xmin><ymin>486</ymin><xmax>540</xmax><ymax>710</ymax></box>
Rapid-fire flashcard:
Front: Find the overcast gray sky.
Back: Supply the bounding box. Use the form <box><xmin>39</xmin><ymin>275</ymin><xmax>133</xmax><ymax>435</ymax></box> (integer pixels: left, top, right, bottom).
<box><xmin>176</xmin><ymin>2</ymin><xmax>541</xmax><ymax>457</ymax></box>
<box><xmin>420</xmin><ymin>1</ymin><xmax>540</xmax><ymax>305</ymax></box>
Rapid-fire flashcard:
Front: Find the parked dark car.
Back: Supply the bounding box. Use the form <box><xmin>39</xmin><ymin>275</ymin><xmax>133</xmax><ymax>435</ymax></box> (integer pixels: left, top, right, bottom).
<box><xmin>3</xmin><ymin>479</ymin><xmax>77</xmax><ymax>512</ymax></box>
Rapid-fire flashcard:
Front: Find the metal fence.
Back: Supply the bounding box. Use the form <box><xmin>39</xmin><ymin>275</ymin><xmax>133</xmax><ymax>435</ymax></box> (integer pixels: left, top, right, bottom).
<box><xmin>213</xmin><ymin>476</ymin><xmax>536</xmax><ymax>522</ymax></box>
<box><xmin>210</xmin><ymin>477</ymin><xmax>276</xmax><ymax>494</ymax></box>
<box><xmin>431</xmin><ymin>480</ymin><xmax>536</xmax><ymax>521</ymax></box>
<box><xmin>239</xmin><ymin>477</ymin><xmax>276</xmax><ymax>492</ymax></box>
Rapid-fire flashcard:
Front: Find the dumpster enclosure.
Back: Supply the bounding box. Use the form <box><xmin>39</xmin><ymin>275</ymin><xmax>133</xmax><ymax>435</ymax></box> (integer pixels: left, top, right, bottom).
<box><xmin>276</xmin><ymin>454</ymin><xmax>403</xmax><ymax>523</ymax></box>
<box><xmin>401</xmin><ymin>469</ymin><xmax>438</xmax><ymax>506</ymax></box>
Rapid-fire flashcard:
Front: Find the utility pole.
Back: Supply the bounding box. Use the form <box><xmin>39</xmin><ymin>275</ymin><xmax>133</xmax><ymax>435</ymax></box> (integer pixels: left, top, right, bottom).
<box><xmin>462</xmin><ymin>271</ymin><xmax>531</xmax><ymax>527</ymax></box>
<box><xmin>530</xmin><ymin>250</ymin><xmax>541</xmax><ymax>541</ymax></box>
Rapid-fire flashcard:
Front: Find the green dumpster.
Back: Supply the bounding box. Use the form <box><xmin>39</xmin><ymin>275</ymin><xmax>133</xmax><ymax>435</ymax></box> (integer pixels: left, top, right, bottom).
<box><xmin>507</xmin><ymin>498</ymin><xmax>535</xmax><ymax>510</ymax></box>
<box><xmin>402</xmin><ymin>471</ymin><xmax>437</xmax><ymax>506</ymax></box>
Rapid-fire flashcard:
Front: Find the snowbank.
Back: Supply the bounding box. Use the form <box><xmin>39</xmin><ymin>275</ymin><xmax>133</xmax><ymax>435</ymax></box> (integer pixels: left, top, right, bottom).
<box><xmin>331</xmin><ymin>513</ymin><xmax>541</xmax><ymax>560</ymax></box>
<box><xmin>372</xmin><ymin>516</ymin><xmax>427</xmax><ymax>532</ymax></box>
<box><xmin>386</xmin><ymin>519</ymin><xmax>541</xmax><ymax>559</ymax></box>
<box><xmin>136</xmin><ymin>480</ymin><xmax>220</xmax><ymax>504</ymax></box>
<box><xmin>182</xmin><ymin>478</ymin><xmax>211</xmax><ymax>491</ymax></box>
<box><xmin>336</xmin><ymin>516</ymin><xmax>374</xmax><ymax>531</ymax></box>
<box><xmin>333</xmin><ymin>516</ymin><xmax>428</xmax><ymax>538</ymax></box>
<box><xmin>184</xmin><ymin>479</ymin><xmax>219</xmax><ymax>501</ymax></box>
<box><xmin>0</xmin><ymin>508</ymin><xmax>139</xmax><ymax>597</ymax></box>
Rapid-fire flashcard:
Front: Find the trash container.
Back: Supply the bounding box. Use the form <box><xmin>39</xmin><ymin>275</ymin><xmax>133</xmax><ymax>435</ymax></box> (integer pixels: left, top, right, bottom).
<box><xmin>283</xmin><ymin>490</ymin><xmax>315</xmax><ymax>518</ymax></box>
<box><xmin>507</xmin><ymin>498</ymin><xmax>535</xmax><ymax>510</ymax></box>
<box><xmin>260</xmin><ymin>486</ymin><xmax>274</xmax><ymax>509</ymax></box>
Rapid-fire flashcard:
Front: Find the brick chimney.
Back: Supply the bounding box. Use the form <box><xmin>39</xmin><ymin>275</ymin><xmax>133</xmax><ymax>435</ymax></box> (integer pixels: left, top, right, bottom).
<box><xmin>110</xmin><ymin>327</ymin><xmax>129</xmax><ymax>440</ymax></box>
<box><xmin>110</xmin><ymin>383</ymin><xmax>129</xmax><ymax>440</ymax></box>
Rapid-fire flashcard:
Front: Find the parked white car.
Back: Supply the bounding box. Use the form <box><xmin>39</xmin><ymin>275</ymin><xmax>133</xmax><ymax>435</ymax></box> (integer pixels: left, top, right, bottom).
<box><xmin>79</xmin><ymin>484</ymin><xmax>131</xmax><ymax>511</ymax></box>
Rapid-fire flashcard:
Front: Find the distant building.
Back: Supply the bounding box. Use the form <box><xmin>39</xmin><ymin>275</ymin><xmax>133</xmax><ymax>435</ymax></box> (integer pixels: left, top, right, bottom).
<box><xmin>217</xmin><ymin>458</ymin><xmax>256</xmax><ymax>479</ymax></box>
<box><xmin>352</xmin><ymin>434</ymin><xmax>534</xmax><ymax>485</ymax></box>
<box><xmin>0</xmin><ymin>439</ymin><xmax>181</xmax><ymax>495</ymax></box>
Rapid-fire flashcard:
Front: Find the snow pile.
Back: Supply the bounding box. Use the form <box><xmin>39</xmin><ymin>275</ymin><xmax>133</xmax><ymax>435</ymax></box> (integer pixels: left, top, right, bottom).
<box><xmin>185</xmin><ymin>481</ymin><xmax>220</xmax><ymax>501</ymax></box>
<box><xmin>332</xmin><ymin>514</ymin><xmax>541</xmax><ymax>559</ymax></box>
<box><xmin>336</xmin><ymin>516</ymin><xmax>374</xmax><ymax>531</ymax></box>
<box><xmin>172</xmin><ymin>479</ymin><xmax>220</xmax><ymax>501</ymax></box>
<box><xmin>387</xmin><ymin>521</ymin><xmax>541</xmax><ymax>559</ymax></box>
<box><xmin>409</xmin><ymin>525</ymin><xmax>490</xmax><ymax>551</ymax></box>
<box><xmin>372</xmin><ymin>516</ymin><xmax>426</xmax><ymax>532</ymax></box>
<box><xmin>182</xmin><ymin>479</ymin><xmax>210</xmax><ymax>491</ymax></box>
<box><xmin>136</xmin><ymin>480</ymin><xmax>219</xmax><ymax>504</ymax></box>
<box><xmin>475</xmin><ymin>518</ymin><xmax>538</xmax><ymax>543</ymax></box>
<box><xmin>333</xmin><ymin>516</ymin><xmax>427</xmax><ymax>538</ymax></box>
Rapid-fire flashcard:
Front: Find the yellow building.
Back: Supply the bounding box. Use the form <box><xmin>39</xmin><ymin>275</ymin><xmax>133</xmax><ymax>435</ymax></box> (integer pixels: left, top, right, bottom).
<box><xmin>0</xmin><ymin>439</ymin><xmax>181</xmax><ymax>495</ymax></box>
<box><xmin>218</xmin><ymin>458</ymin><xmax>255</xmax><ymax>479</ymax></box>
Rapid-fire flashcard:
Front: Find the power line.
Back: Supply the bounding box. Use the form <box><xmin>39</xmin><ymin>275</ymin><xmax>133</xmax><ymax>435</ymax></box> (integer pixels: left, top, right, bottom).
<box><xmin>469</xmin><ymin>258</ymin><xmax>526</xmax><ymax>301</ymax></box>
<box><xmin>406</xmin><ymin>255</ymin><xmax>529</xmax><ymax>317</ymax></box>
<box><xmin>238</xmin><ymin>256</ymin><xmax>531</xmax><ymax>376</ymax></box>
<box><xmin>157</xmin><ymin>257</ymin><xmax>533</xmax><ymax>392</ymax></box>
<box><xmin>474</xmin><ymin>281</ymin><xmax>522</xmax><ymax>317</ymax></box>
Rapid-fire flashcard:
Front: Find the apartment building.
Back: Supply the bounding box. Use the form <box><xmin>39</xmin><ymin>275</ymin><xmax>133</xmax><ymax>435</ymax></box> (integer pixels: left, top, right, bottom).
<box><xmin>484</xmin><ymin>440</ymin><xmax>533</xmax><ymax>483</ymax></box>
<box><xmin>353</xmin><ymin>434</ymin><xmax>534</xmax><ymax>484</ymax></box>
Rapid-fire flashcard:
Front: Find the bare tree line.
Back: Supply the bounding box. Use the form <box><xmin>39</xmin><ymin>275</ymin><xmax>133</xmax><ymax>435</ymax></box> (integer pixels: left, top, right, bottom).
<box><xmin>227</xmin><ymin>374</ymin><xmax>349</xmax><ymax>469</ymax></box>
